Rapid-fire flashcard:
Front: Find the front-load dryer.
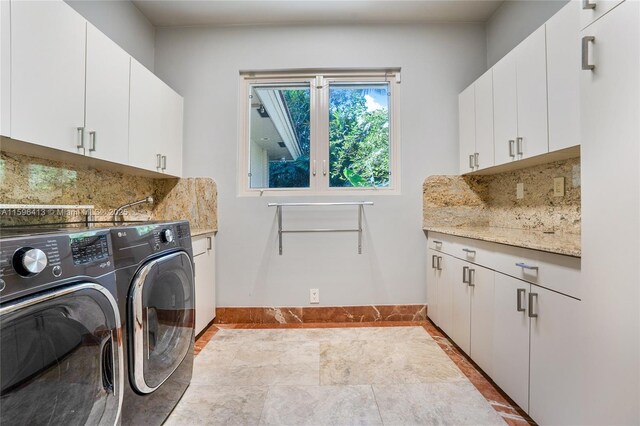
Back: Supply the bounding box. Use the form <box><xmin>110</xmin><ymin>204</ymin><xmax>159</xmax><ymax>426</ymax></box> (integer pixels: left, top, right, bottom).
<box><xmin>109</xmin><ymin>221</ymin><xmax>194</xmax><ymax>426</ymax></box>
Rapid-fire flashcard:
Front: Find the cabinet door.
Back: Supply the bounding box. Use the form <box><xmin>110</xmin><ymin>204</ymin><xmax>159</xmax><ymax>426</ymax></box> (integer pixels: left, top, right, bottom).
<box><xmin>194</xmin><ymin>235</ymin><xmax>216</xmax><ymax>335</ymax></box>
<box><xmin>129</xmin><ymin>59</ymin><xmax>183</xmax><ymax>176</ymax></box>
<box><xmin>426</xmin><ymin>249</ymin><xmax>440</xmax><ymax>326</ymax></box>
<box><xmin>458</xmin><ymin>84</ymin><xmax>475</xmax><ymax>174</ymax></box>
<box><xmin>492</xmin><ymin>274</ymin><xmax>530</xmax><ymax>412</ymax></box>
<box><xmin>474</xmin><ymin>69</ymin><xmax>494</xmax><ymax>170</ymax></box>
<box><xmin>436</xmin><ymin>254</ymin><xmax>454</xmax><ymax>336</ymax></box>
<box><xmin>10</xmin><ymin>0</ymin><xmax>86</xmax><ymax>153</ymax></box>
<box><xmin>450</xmin><ymin>257</ymin><xmax>471</xmax><ymax>355</ymax></box>
<box><xmin>516</xmin><ymin>26</ymin><xmax>548</xmax><ymax>159</ymax></box>
<box><xmin>469</xmin><ymin>264</ymin><xmax>494</xmax><ymax>378</ymax></box>
<box><xmin>547</xmin><ymin>1</ymin><xmax>581</xmax><ymax>152</ymax></box>
<box><xmin>581</xmin><ymin>2</ymin><xmax>640</xmax><ymax>424</ymax></box>
<box><xmin>129</xmin><ymin>60</ymin><xmax>165</xmax><ymax>173</ymax></box>
<box><xmin>85</xmin><ymin>24</ymin><xmax>130</xmax><ymax>165</ymax></box>
<box><xmin>580</xmin><ymin>0</ymin><xmax>625</xmax><ymax>30</ymax></box>
<box><xmin>493</xmin><ymin>51</ymin><xmax>518</xmax><ymax>166</ymax></box>
<box><xmin>160</xmin><ymin>91</ymin><xmax>183</xmax><ymax>177</ymax></box>
<box><xmin>0</xmin><ymin>0</ymin><xmax>9</xmax><ymax>137</ymax></box>
<box><xmin>529</xmin><ymin>286</ymin><xmax>583</xmax><ymax>425</ymax></box>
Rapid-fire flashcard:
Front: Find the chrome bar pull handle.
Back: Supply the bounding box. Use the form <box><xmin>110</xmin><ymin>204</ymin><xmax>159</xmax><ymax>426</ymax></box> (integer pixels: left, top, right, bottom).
<box><xmin>516</xmin><ymin>137</ymin><xmax>523</xmax><ymax>156</ymax></box>
<box><xmin>528</xmin><ymin>292</ymin><xmax>539</xmax><ymax>318</ymax></box>
<box><xmin>89</xmin><ymin>131</ymin><xmax>96</xmax><ymax>152</ymax></box>
<box><xmin>462</xmin><ymin>248</ymin><xmax>476</xmax><ymax>255</ymax></box>
<box><xmin>207</xmin><ymin>236</ymin><xmax>212</xmax><ymax>250</ymax></box>
<box><xmin>161</xmin><ymin>155</ymin><xmax>167</xmax><ymax>171</ymax></box>
<box><xmin>469</xmin><ymin>154</ymin><xmax>474</xmax><ymax>170</ymax></box>
<box><xmin>433</xmin><ymin>240</ymin><xmax>442</xmax><ymax>246</ymax></box>
<box><xmin>77</xmin><ymin>127</ymin><xmax>85</xmax><ymax>149</ymax></box>
<box><xmin>156</xmin><ymin>154</ymin><xmax>162</xmax><ymax>169</ymax></box>
<box><xmin>468</xmin><ymin>268</ymin><xmax>475</xmax><ymax>287</ymax></box>
<box><xmin>462</xmin><ymin>266</ymin><xmax>469</xmax><ymax>284</ymax></box>
<box><xmin>517</xmin><ymin>288</ymin><xmax>526</xmax><ymax>312</ymax></box>
<box><xmin>516</xmin><ymin>262</ymin><xmax>539</xmax><ymax>270</ymax></box>
<box><xmin>474</xmin><ymin>153</ymin><xmax>479</xmax><ymax>168</ymax></box>
<box><xmin>582</xmin><ymin>36</ymin><xmax>595</xmax><ymax>70</ymax></box>
<box><xmin>582</xmin><ymin>0</ymin><xmax>596</xmax><ymax>10</ymax></box>
<box><xmin>432</xmin><ymin>255</ymin><xmax>438</xmax><ymax>269</ymax></box>
<box><xmin>509</xmin><ymin>140</ymin><xmax>515</xmax><ymax>158</ymax></box>
<box><xmin>436</xmin><ymin>256</ymin><xmax>442</xmax><ymax>271</ymax></box>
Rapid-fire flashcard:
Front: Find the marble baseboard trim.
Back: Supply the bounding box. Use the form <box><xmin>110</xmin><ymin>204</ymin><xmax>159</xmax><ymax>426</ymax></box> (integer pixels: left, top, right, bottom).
<box><xmin>213</xmin><ymin>305</ymin><xmax>427</xmax><ymax>325</ymax></box>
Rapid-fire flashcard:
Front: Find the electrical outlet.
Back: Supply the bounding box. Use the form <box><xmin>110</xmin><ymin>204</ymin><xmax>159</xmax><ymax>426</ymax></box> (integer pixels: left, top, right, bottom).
<box><xmin>516</xmin><ymin>183</ymin><xmax>524</xmax><ymax>200</ymax></box>
<box><xmin>554</xmin><ymin>177</ymin><xmax>565</xmax><ymax>197</ymax></box>
<box><xmin>310</xmin><ymin>288</ymin><xmax>319</xmax><ymax>304</ymax></box>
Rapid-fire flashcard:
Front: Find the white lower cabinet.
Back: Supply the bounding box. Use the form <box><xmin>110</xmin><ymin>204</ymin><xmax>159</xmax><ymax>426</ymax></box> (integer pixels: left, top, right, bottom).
<box><xmin>468</xmin><ymin>264</ymin><xmax>494</xmax><ymax>378</ymax></box>
<box><xmin>492</xmin><ymin>273</ymin><xmax>531</xmax><ymax>412</ymax></box>
<box><xmin>426</xmin><ymin>249</ymin><xmax>440</xmax><ymax>326</ymax></box>
<box><xmin>193</xmin><ymin>233</ymin><xmax>216</xmax><ymax>335</ymax></box>
<box><xmin>450</xmin><ymin>257</ymin><xmax>471</xmax><ymax>355</ymax></box>
<box><xmin>529</xmin><ymin>285</ymin><xmax>582</xmax><ymax>425</ymax></box>
<box><xmin>426</xmin><ymin>232</ymin><xmax>582</xmax><ymax>424</ymax></box>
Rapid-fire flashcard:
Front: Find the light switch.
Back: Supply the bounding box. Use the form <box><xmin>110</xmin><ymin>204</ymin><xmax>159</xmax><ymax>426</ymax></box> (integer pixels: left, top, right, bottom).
<box><xmin>554</xmin><ymin>177</ymin><xmax>565</xmax><ymax>197</ymax></box>
<box><xmin>517</xmin><ymin>183</ymin><xmax>524</xmax><ymax>199</ymax></box>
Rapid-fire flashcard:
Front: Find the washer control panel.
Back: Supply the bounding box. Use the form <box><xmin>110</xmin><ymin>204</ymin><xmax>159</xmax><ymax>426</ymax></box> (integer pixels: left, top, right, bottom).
<box><xmin>0</xmin><ymin>229</ymin><xmax>114</xmax><ymax>302</ymax></box>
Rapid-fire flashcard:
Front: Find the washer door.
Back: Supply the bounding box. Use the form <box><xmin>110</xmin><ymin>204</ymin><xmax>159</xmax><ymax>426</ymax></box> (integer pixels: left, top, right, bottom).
<box><xmin>129</xmin><ymin>251</ymin><xmax>194</xmax><ymax>394</ymax></box>
<box><xmin>0</xmin><ymin>283</ymin><xmax>123</xmax><ymax>426</ymax></box>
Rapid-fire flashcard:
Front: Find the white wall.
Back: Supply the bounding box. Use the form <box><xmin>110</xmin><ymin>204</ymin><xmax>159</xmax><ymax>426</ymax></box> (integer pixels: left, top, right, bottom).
<box><xmin>65</xmin><ymin>0</ymin><xmax>155</xmax><ymax>71</ymax></box>
<box><xmin>155</xmin><ymin>24</ymin><xmax>486</xmax><ymax>307</ymax></box>
<box><xmin>486</xmin><ymin>0</ymin><xmax>569</xmax><ymax>67</ymax></box>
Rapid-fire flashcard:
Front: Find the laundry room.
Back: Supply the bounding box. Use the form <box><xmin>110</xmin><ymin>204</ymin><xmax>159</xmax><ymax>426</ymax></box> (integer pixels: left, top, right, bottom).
<box><xmin>0</xmin><ymin>0</ymin><xmax>638</xmax><ymax>425</ymax></box>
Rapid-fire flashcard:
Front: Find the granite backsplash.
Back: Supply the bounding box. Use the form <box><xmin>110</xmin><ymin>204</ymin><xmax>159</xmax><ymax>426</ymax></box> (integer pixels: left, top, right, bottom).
<box><xmin>423</xmin><ymin>157</ymin><xmax>581</xmax><ymax>234</ymax></box>
<box><xmin>0</xmin><ymin>151</ymin><xmax>217</xmax><ymax>231</ymax></box>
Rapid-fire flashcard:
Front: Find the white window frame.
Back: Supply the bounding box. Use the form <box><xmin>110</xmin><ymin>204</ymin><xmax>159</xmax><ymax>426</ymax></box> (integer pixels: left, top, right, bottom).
<box><xmin>238</xmin><ymin>69</ymin><xmax>401</xmax><ymax>196</ymax></box>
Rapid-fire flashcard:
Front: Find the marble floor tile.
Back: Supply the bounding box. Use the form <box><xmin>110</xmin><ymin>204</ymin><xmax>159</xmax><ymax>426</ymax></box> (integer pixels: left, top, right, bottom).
<box><xmin>259</xmin><ymin>385</ymin><xmax>382</xmax><ymax>426</ymax></box>
<box><xmin>320</xmin><ymin>338</ymin><xmax>466</xmax><ymax>385</ymax></box>
<box><xmin>164</xmin><ymin>385</ymin><xmax>268</xmax><ymax>426</ymax></box>
<box><xmin>232</xmin><ymin>340</ymin><xmax>320</xmax><ymax>367</ymax></box>
<box><xmin>373</xmin><ymin>382</ymin><xmax>506</xmax><ymax>426</ymax></box>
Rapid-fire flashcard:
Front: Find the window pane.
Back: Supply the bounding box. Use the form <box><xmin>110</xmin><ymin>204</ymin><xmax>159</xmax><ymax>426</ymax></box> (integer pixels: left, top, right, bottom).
<box><xmin>329</xmin><ymin>82</ymin><xmax>390</xmax><ymax>188</ymax></box>
<box><xmin>249</xmin><ymin>84</ymin><xmax>311</xmax><ymax>188</ymax></box>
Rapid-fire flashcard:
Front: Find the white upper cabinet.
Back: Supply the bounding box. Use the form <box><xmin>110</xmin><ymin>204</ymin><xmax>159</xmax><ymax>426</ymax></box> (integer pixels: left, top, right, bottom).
<box><xmin>515</xmin><ymin>26</ymin><xmax>549</xmax><ymax>160</ymax></box>
<box><xmin>458</xmin><ymin>84</ymin><xmax>476</xmax><ymax>173</ymax></box>
<box><xmin>0</xmin><ymin>0</ymin><xmax>10</xmax><ymax>137</ymax></box>
<box><xmin>580</xmin><ymin>0</ymin><xmax>625</xmax><ymax>29</ymax></box>
<box><xmin>547</xmin><ymin>1</ymin><xmax>581</xmax><ymax>152</ymax></box>
<box><xmin>129</xmin><ymin>60</ymin><xmax>183</xmax><ymax>177</ymax></box>
<box><xmin>493</xmin><ymin>51</ymin><xmax>518</xmax><ymax>166</ymax></box>
<box><xmin>85</xmin><ymin>24</ymin><xmax>130</xmax><ymax>165</ymax></box>
<box><xmin>10</xmin><ymin>0</ymin><xmax>86</xmax><ymax>153</ymax></box>
<box><xmin>474</xmin><ymin>69</ymin><xmax>494</xmax><ymax>170</ymax></box>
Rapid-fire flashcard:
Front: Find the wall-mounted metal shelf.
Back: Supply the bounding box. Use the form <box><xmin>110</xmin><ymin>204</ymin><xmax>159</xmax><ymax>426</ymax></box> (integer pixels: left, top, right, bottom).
<box><xmin>267</xmin><ymin>201</ymin><xmax>374</xmax><ymax>255</ymax></box>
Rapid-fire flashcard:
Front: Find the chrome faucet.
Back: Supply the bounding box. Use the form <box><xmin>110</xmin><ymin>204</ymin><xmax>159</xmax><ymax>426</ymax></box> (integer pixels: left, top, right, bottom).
<box><xmin>113</xmin><ymin>196</ymin><xmax>154</xmax><ymax>225</ymax></box>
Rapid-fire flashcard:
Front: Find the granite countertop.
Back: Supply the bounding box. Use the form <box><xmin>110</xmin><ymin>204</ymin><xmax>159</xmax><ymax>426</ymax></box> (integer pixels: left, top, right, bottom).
<box><xmin>191</xmin><ymin>228</ymin><xmax>217</xmax><ymax>237</ymax></box>
<box><xmin>423</xmin><ymin>225</ymin><xmax>581</xmax><ymax>258</ymax></box>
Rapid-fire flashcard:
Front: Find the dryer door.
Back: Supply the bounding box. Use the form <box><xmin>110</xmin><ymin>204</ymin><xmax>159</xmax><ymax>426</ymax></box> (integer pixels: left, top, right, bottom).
<box><xmin>129</xmin><ymin>251</ymin><xmax>194</xmax><ymax>394</ymax></box>
<box><xmin>0</xmin><ymin>283</ymin><xmax>123</xmax><ymax>426</ymax></box>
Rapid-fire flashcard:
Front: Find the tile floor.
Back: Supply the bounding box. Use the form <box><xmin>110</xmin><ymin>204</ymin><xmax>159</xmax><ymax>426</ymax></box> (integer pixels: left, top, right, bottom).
<box><xmin>167</xmin><ymin>322</ymin><xmax>533</xmax><ymax>425</ymax></box>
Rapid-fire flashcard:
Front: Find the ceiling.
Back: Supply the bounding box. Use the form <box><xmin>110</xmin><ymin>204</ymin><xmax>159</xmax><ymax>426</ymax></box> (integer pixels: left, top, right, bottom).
<box><xmin>132</xmin><ymin>1</ymin><xmax>505</xmax><ymax>28</ymax></box>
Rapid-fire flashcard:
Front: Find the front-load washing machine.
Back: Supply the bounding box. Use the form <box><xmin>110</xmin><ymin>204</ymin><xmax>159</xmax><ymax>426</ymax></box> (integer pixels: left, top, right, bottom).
<box><xmin>0</xmin><ymin>227</ymin><xmax>123</xmax><ymax>425</ymax></box>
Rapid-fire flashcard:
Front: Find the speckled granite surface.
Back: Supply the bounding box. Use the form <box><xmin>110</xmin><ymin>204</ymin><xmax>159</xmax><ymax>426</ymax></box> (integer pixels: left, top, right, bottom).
<box><xmin>0</xmin><ymin>151</ymin><xmax>217</xmax><ymax>234</ymax></box>
<box><xmin>425</xmin><ymin>225</ymin><xmax>581</xmax><ymax>257</ymax></box>
<box><xmin>423</xmin><ymin>158</ymin><xmax>581</xmax><ymax>256</ymax></box>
